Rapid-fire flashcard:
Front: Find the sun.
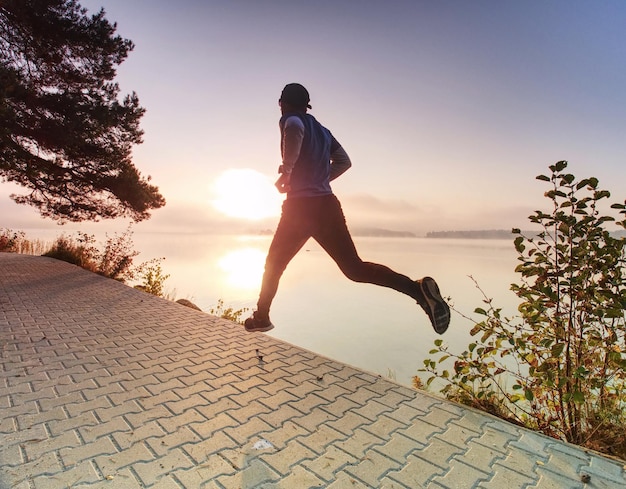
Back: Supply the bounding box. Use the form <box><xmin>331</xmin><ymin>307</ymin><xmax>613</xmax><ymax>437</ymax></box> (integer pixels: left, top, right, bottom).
<box><xmin>211</xmin><ymin>168</ymin><xmax>283</xmax><ymax>220</ymax></box>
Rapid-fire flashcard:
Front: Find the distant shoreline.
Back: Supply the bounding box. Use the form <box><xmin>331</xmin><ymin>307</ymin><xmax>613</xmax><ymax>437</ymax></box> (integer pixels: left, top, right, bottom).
<box><xmin>259</xmin><ymin>228</ymin><xmax>524</xmax><ymax>239</ymax></box>
<box><xmin>257</xmin><ymin>228</ymin><xmax>520</xmax><ymax>239</ymax></box>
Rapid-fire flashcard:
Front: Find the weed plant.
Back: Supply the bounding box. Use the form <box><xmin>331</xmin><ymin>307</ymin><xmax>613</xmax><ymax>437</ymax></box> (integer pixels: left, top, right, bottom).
<box><xmin>209</xmin><ymin>299</ymin><xmax>249</xmax><ymax>324</ymax></box>
<box><xmin>0</xmin><ymin>228</ymin><xmax>48</xmax><ymax>255</ymax></box>
<box><xmin>4</xmin><ymin>225</ymin><xmax>167</xmax><ymax>296</ymax></box>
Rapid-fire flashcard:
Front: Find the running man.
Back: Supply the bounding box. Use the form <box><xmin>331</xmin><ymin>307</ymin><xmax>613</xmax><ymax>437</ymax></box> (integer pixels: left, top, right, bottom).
<box><xmin>244</xmin><ymin>83</ymin><xmax>450</xmax><ymax>335</ymax></box>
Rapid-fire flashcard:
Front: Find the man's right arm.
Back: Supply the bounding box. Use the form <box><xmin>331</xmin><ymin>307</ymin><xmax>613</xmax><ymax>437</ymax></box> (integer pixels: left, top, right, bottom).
<box><xmin>329</xmin><ymin>145</ymin><xmax>352</xmax><ymax>181</ymax></box>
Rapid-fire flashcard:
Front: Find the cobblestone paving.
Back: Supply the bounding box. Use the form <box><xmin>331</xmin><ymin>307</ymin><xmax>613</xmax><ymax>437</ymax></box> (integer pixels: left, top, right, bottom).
<box><xmin>1</xmin><ymin>253</ymin><xmax>625</xmax><ymax>488</ymax></box>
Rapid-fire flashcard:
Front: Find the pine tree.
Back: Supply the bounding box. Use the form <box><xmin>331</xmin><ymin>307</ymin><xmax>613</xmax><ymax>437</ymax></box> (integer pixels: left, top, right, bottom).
<box><xmin>0</xmin><ymin>0</ymin><xmax>165</xmax><ymax>222</ymax></box>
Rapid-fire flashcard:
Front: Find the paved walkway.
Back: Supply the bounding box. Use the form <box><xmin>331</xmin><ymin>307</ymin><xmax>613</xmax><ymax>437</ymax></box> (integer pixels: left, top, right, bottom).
<box><xmin>0</xmin><ymin>253</ymin><xmax>624</xmax><ymax>489</ymax></box>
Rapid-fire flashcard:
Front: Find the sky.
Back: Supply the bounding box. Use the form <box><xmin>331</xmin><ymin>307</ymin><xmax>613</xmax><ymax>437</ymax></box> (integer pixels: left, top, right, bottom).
<box><xmin>2</xmin><ymin>0</ymin><xmax>626</xmax><ymax>237</ymax></box>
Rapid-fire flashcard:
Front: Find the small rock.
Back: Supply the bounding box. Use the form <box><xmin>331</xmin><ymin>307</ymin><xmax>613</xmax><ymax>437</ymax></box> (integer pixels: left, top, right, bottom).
<box><xmin>176</xmin><ymin>298</ymin><xmax>202</xmax><ymax>311</ymax></box>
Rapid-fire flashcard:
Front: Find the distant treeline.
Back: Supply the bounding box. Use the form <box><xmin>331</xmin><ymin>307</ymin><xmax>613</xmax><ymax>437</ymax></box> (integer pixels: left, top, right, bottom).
<box><xmin>426</xmin><ymin>230</ymin><xmax>526</xmax><ymax>239</ymax></box>
<box><xmin>427</xmin><ymin>229</ymin><xmax>626</xmax><ymax>239</ymax></box>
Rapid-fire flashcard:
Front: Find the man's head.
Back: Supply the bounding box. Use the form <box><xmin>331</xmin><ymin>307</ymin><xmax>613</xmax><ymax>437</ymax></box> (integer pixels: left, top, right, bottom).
<box><xmin>279</xmin><ymin>83</ymin><xmax>311</xmax><ymax>112</ymax></box>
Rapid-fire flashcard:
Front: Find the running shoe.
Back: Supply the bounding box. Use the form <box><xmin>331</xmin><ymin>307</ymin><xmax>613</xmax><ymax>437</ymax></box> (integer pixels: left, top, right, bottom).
<box><xmin>416</xmin><ymin>277</ymin><xmax>450</xmax><ymax>335</ymax></box>
<box><xmin>244</xmin><ymin>312</ymin><xmax>275</xmax><ymax>333</ymax></box>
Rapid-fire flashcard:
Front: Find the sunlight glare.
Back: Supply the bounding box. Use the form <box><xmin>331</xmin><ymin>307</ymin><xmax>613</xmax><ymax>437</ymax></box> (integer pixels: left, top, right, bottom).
<box><xmin>211</xmin><ymin>168</ymin><xmax>282</xmax><ymax>220</ymax></box>
<box><xmin>217</xmin><ymin>247</ymin><xmax>266</xmax><ymax>289</ymax></box>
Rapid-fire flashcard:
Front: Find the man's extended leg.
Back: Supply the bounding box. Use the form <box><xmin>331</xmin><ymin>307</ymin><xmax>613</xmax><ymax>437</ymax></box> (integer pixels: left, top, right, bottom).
<box><xmin>313</xmin><ymin>195</ymin><xmax>450</xmax><ymax>334</ymax></box>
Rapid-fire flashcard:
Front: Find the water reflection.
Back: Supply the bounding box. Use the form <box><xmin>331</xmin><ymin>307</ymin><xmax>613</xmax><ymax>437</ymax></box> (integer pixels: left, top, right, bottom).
<box><xmin>217</xmin><ymin>247</ymin><xmax>266</xmax><ymax>289</ymax></box>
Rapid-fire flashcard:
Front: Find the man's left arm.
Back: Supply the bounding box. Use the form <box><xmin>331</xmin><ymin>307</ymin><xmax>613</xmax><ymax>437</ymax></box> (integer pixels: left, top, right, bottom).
<box><xmin>276</xmin><ymin>116</ymin><xmax>305</xmax><ymax>193</ymax></box>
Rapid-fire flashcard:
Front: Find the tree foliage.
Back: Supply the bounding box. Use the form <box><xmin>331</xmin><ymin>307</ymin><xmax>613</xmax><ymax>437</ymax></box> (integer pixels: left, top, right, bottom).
<box><xmin>0</xmin><ymin>0</ymin><xmax>165</xmax><ymax>222</ymax></box>
<box><xmin>419</xmin><ymin>161</ymin><xmax>626</xmax><ymax>458</ymax></box>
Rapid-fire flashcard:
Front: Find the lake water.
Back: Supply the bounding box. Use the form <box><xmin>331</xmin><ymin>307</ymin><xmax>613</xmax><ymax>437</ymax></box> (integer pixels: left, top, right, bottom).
<box><xmin>129</xmin><ymin>233</ymin><xmax>522</xmax><ymax>387</ymax></box>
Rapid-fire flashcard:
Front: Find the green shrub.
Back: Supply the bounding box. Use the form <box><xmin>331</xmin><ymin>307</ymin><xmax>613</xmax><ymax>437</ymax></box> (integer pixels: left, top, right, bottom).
<box><xmin>418</xmin><ymin>161</ymin><xmax>626</xmax><ymax>459</ymax></box>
